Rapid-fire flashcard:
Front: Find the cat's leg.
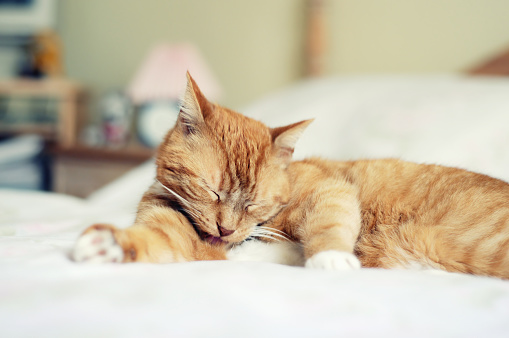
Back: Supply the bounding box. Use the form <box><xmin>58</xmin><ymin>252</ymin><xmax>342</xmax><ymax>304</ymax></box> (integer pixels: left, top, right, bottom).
<box><xmin>292</xmin><ymin>178</ymin><xmax>362</xmax><ymax>270</ymax></box>
<box><xmin>72</xmin><ymin>206</ymin><xmax>227</xmax><ymax>263</ymax></box>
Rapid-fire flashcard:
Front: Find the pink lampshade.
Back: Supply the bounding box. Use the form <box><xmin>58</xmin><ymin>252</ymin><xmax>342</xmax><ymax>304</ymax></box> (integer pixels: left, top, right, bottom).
<box><xmin>128</xmin><ymin>43</ymin><xmax>221</xmax><ymax>104</ymax></box>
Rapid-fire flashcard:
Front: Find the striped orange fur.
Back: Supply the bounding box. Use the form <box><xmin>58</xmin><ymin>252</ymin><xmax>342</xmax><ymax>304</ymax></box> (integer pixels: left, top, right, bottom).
<box><xmin>74</xmin><ymin>74</ymin><xmax>509</xmax><ymax>279</ymax></box>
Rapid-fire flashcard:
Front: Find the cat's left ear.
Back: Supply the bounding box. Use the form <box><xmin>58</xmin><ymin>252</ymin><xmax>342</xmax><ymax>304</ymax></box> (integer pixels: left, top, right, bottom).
<box><xmin>271</xmin><ymin>119</ymin><xmax>313</xmax><ymax>167</ymax></box>
<box><xmin>177</xmin><ymin>72</ymin><xmax>212</xmax><ymax>135</ymax></box>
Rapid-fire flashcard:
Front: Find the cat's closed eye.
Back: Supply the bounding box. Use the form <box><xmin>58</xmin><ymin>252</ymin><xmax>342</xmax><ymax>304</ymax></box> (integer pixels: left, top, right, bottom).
<box><xmin>244</xmin><ymin>204</ymin><xmax>259</xmax><ymax>213</ymax></box>
<box><xmin>208</xmin><ymin>190</ymin><xmax>220</xmax><ymax>202</ymax></box>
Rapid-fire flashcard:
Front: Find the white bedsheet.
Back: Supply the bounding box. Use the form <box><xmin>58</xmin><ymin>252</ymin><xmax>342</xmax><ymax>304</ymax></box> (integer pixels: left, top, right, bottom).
<box><xmin>1</xmin><ymin>188</ymin><xmax>508</xmax><ymax>337</ymax></box>
<box><xmin>2</xmin><ymin>75</ymin><xmax>509</xmax><ymax>337</ymax></box>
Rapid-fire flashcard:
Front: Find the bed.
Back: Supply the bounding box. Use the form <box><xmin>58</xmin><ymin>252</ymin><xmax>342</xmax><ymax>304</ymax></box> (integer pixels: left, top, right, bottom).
<box><xmin>2</xmin><ymin>74</ymin><xmax>509</xmax><ymax>337</ymax></box>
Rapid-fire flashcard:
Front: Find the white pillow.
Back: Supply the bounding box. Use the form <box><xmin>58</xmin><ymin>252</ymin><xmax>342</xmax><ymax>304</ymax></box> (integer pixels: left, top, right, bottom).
<box><xmin>244</xmin><ymin>75</ymin><xmax>509</xmax><ymax>182</ymax></box>
<box><xmin>90</xmin><ymin>74</ymin><xmax>509</xmax><ymax>207</ymax></box>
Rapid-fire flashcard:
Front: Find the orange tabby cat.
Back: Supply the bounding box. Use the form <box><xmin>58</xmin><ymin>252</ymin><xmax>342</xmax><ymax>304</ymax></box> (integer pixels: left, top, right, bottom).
<box><xmin>73</xmin><ymin>73</ymin><xmax>509</xmax><ymax>279</ymax></box>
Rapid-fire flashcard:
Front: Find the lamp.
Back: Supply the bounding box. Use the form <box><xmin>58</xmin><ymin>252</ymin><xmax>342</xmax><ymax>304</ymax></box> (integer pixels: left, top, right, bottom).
<box><xmin>128</xmin><ymin>43</ymin><xmax>221</xmax><ymax>147</ymax></box>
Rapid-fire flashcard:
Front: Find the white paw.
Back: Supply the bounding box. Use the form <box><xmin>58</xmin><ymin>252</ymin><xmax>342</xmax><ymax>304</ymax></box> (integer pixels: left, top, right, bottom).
<box><xmin>305</xmin><ymin>250</ymin><xmax>361</xmax><ymax>270</ymax></box>
<box><xmin>72</xmin><ymin>228</ymin><xmax>124</xmax><ymax>263</ymax></box>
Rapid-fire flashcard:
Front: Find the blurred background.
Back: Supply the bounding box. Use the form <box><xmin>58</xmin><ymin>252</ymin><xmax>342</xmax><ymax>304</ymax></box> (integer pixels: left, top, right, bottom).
<box><xmin>1</xmin><ymin>0</ymin><xmax>509</xmax><ymax>197</ymax></box>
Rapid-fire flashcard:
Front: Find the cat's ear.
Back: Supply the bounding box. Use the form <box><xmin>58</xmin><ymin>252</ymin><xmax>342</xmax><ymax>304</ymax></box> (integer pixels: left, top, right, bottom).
<box><xmin>177</xmin><ymin>72</ymin><xmax>212</xmax><ymax>135</ymax></box>
<box><xmin>271</xmin><ymin>119</ymin><xmax>313</xmax><ymax>167</ymax></box>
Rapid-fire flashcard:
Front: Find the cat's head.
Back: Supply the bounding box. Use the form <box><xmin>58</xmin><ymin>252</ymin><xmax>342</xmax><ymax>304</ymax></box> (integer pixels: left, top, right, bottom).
<box><xmin>156</xmin><ymin>73</ymin><xmax>311</xmax><ymax>245</ymax></box>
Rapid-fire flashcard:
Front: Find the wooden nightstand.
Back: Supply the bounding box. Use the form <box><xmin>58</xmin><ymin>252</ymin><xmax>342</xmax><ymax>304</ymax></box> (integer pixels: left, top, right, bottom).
<box><xmin>51</xmin><ymin>145</ymin><xmax>154</xmax><ymax>198</ymax></box>
<box><xmin>0</xmin><ymin>78</ymin><xmax>86</xmax><ymax>148</ymax></box>
<box><xmin>0</xmin><ymin>78</ymin><xmax>155</xmax><ymax>197</ymax></box>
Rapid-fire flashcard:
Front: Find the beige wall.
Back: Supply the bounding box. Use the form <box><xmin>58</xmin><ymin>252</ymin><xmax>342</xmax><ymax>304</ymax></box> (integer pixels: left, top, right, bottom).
<box><xmin>58</xmin><ymin>0</ymin><xmax>509</xmax><ymax>114</ymax></box>
<box><xmin>58</xmin><ymin>0</ymin><xmax>305</xmax><ymax>110</ymax></box>
<box><xmin>327</xmin><ymin>0</ymin><xmax>509</xmax><ymax>74</ymax></box>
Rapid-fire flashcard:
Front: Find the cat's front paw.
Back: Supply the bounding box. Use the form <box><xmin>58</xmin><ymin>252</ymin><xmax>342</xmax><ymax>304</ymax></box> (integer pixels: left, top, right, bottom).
<box><xmin>72</xmin><ymin>225</ymin><xmax>124</xmax><ymax>263</ymax></box>
<box><xmin>305</xmin><ymin>250</ymin><xmax>361</xmax><ymax>270</ymax></box>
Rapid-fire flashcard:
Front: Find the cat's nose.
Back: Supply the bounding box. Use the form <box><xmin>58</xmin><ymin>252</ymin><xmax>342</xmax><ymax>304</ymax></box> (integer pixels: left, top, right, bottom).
<box><xmin>217</xmin><ymin>224</ymin><xmax>235</xmax><ymax>237</ymax></box>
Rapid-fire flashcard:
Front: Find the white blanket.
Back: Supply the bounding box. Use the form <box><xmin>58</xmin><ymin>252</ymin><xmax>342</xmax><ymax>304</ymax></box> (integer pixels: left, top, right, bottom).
<box><xmin>2</xmin><ymin>75</ymin><xmax>509</xmax><ymax>337</ymax></box>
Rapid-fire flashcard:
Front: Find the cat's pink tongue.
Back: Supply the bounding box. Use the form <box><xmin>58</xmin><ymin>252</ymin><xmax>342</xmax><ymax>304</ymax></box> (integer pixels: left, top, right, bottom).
<box><xmin>204</xmin><ymin>234</ymin><xmax>225</xmax><ymax>245</ymax></box>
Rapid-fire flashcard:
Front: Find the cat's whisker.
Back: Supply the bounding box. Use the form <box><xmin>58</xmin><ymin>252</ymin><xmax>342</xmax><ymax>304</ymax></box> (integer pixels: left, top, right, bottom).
<box><xmin>249</xmin><ymin>233</ymin><xmax>280</xmax><ymax>242</ymax></box>
<box><xmin>157</xmin><ymin>179</ymin><xmax>202</xmax><ymax>215</ymax></box>
<box><xmin>251</xmin><ymin>227</ymin><xmax>289</xmax><ymax>242</ymax></box>
<box><xmin>258</xmin><ymin>226</ymin><xmax>289</xmax><ymax>238</ymax></box>
<box><xmin>178</xmin><ymin>207</ymin><xmax>200</xmax><ymax>220</ymax></box>
<box><xmin>253</xmin><ymin>228</ymin><xmax>277</xmax><ymax>237</ymax></box>
<box><xmin>256</xmin><ymin>227</ymin><xmax>290</xmax><ymax>241</ymax></box>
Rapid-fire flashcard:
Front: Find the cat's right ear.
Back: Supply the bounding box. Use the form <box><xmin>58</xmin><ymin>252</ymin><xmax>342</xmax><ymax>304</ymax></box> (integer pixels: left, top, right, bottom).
<box><xmin>271</xmin><ymin>119</ymin><xmax>313</xmax><ymax>167</ymax></box>
<box><xmin>177</xmin><ymin>72</ymin><xmax>212</xmax><ymax>135</ymax></box>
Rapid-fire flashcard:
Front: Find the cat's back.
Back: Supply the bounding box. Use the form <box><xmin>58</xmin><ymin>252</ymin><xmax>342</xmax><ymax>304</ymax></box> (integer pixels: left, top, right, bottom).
<box><xmin>297</xmin><ymin>158</ymin><xmax>509</xmax><ymax>277</ymax></box>
<box><xmin>339</xmin><ymin>159</ymin><xmax>509</xmax><ymax>277</ymax></box>
<box><xmin>345</xmin><ymin>158</ymin><xmax>509</xmax><ymax>204</ymax></box>
<box><xmin>296</xmin><ymin>157</ymin><xmax>509</xmax><ymax>219</ymax></box>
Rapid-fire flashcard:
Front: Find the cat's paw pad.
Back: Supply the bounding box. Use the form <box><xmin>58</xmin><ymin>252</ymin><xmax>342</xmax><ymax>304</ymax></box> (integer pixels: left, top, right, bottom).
<box><xmin>72</xmin><ymin>228</ymin><xmax>124</xmax><ymax>263</ymax></box>
<box><xmin>305</xmin><ymin>250</ymin><xmax>361</xmax><ymax>270</ymax></box>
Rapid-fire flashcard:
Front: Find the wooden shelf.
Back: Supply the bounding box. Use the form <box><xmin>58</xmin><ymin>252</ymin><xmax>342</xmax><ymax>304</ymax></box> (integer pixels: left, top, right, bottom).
<box><xmin>0</xmin><ymin>124</ymin><xmax>56</xmax><ymax>139</ymax></box>
<box><xmin>50</xmin><ymin>144</ymin><xmax>154</xmax><ymax>162</ymax></box>
<box><xmin>0</xmin><ymin>78</ymin><xmax>82</xmax><ymax>97</ymax></box>
<box><xmin>0</xmin><ymin>78</ymin><xmax>86</xmax><ymax>148</ymax></box>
